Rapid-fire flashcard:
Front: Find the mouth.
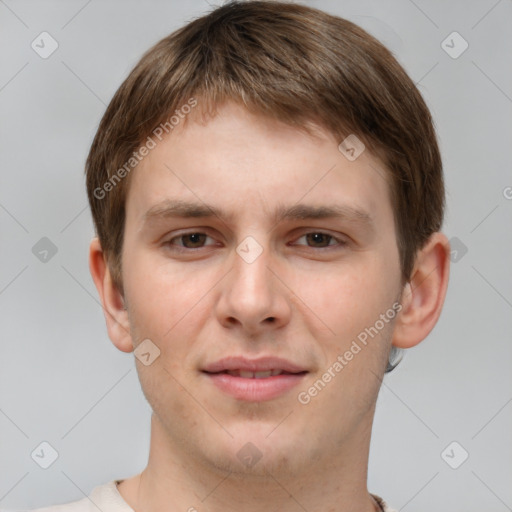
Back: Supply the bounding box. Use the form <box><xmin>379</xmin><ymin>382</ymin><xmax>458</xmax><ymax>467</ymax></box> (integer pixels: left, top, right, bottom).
<box><xmin>208</xmin><ymin>369</ymin><xmax>306</xmax><ymax>378</ymax></box>
<box><xmin>201</xmin><ymin>356</ymin><xmax>309</xmax><ymax>401</ymax></box>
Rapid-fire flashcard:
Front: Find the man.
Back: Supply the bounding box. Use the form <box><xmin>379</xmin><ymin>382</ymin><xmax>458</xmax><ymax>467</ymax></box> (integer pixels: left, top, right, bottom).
<box><xmin>28</xmin><ymin>1</ymin><xmax>450</xmax><ymax>510</ymax></box>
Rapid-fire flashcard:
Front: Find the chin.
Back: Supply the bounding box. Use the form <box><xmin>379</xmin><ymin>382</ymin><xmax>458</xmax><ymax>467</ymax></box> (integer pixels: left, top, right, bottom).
<box><xmin>201</xmin><ymin>424</ymin><xmax>311</xmax><ymax>477</ymax></box>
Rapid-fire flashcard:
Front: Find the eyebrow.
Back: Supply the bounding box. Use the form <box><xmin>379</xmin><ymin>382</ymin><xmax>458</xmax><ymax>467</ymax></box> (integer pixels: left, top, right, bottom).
<box><xmin>141</xmin><ymin>199</ymin><xmax>374</xmax><ymax>230</ymax></box>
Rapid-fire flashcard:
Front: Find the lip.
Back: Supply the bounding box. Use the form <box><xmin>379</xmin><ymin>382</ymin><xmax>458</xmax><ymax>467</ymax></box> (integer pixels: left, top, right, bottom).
<box><xmin>202</xmin><ymin>356</ymin><xmax>307</xmax><ymax>374</ymax></box>
<box><xmin>202</xmin><ymin>356</ymin><xmax>308</xmax><ymax>402</ymax></box>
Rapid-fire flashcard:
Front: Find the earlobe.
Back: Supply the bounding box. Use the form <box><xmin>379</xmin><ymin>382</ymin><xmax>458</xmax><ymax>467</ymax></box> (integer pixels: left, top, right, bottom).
<box><xmin>88</xmin><ymin>237</ymin><xmax>134</xmax><ymax>353</ymax></box>
<box><xmin>392</xmin><ymin>232</ymin><xmax>450</xmax><ymax>349</ymax></box>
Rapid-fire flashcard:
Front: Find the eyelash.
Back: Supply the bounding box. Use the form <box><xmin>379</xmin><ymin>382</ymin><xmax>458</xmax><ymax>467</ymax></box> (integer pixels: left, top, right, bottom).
<box><xmin>164</xmin><ymin>231</ymin><xmax>348</xmax><ymax>252</ymax></box>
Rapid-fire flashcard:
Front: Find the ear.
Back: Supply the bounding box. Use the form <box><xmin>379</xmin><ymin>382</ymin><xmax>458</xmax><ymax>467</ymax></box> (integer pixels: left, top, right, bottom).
<box><xmin>89</xmin><ymin>237</ymin><xmax>134</xmax><ymax>353</ymax></box>
<box><xmin>392</xmin><ymin>232</ymin><xmax>450</xmax><ymax>349</ymax></box>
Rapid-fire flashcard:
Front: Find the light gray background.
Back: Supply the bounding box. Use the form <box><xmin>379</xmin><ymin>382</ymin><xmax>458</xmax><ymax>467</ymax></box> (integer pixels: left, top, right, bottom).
<box><xmin>1</xmin><ymin>0</ymin><xmax>511</xmax><ymax>510</ymax></box>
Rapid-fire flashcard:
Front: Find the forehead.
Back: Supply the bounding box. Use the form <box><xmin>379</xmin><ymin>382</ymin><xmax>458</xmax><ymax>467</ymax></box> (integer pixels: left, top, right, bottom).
<box><xmin>125</xmin><ymin>102</ymin><xmax>393</xmax><ymax>229</ymax></box>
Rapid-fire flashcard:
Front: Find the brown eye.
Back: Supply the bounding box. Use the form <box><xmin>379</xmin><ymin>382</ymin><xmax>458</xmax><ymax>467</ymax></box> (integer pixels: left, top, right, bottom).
<box><xmin>305</xmin><ymin>233</ymin><xmax>333</xmax><ymax>247</ymax></box>
<box><xmin>294</xmin><ymin>232</ymin><xmax>346</xmax><ymax>248</ymax></box>
<box><xmin>168</xmin><ymin>232</ymin><xmax>210</xmax><ymax>249</ymax></box>
<box><xmin>179</xmin><ymin>233</ymin><xmax>207</xmax><ymax>248</ymax></box>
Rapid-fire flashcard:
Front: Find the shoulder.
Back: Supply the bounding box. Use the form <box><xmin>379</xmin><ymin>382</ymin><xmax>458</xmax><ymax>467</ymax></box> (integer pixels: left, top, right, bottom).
<box><xmin>1</xmin><ymin>498</ymin><xmax>89</xmax><ymax>512</ymax></box>
<box><xmin>5</xmin><ymin>480</ymin><xmax>133</xmax><ymax>512</ymax></box>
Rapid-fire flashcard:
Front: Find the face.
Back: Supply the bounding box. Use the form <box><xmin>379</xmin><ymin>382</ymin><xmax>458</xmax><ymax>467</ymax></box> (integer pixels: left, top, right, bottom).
<box><xmin>120</xmin><ymin>101</ymin><xmax>403</xmax><ymax>476</ymax></box>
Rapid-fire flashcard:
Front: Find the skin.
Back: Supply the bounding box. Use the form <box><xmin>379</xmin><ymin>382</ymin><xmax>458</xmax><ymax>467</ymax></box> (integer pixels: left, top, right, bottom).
<box><xmin>90</xmin><ymin>101</ymin><xmax>450</xmax><ymax>512</ymax></box>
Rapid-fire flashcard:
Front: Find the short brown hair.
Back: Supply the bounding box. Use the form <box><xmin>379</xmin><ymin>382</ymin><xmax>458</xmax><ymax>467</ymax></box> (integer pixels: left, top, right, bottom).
<box><xmin>85</xmin><ymin>0</ymin><xmax>444</xmax><ymax>293</ymax></box>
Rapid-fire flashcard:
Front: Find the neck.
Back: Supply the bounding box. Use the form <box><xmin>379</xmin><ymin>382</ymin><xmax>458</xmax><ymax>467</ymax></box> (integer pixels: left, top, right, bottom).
<box><xmin>118</xmin><ymin>411</ymin><xmax>379</xmax><ymax>512</ymax></box>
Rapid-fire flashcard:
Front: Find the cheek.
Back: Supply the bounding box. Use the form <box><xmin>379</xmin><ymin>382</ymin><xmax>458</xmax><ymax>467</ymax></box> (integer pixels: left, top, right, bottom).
<box><xmin>123</xmin><ymin>247</ymin><xmax>196</xmax><ymax>328</ymax></box>
<box><xmin>292</xmin><ymin>256</ymin><xmax>398</xmax><ymax>342</ymax></box>
<box><xmin>123</xmin><ymin>249</ymin><xmax>214</xmax><ymax>352</ymax></box>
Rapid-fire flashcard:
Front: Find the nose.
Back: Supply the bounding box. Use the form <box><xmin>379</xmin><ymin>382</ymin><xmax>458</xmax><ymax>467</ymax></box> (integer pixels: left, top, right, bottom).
<box><xmin>214</xmin><ymin>239</ymin><xmax>292</xmax><ymax>335</ymax></box>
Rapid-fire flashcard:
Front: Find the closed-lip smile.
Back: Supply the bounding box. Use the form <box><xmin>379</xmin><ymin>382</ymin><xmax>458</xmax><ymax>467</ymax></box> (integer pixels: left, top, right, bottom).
<box><xmin>202</xmin><ymin>356</ymin><xmax>308</xmax><ymax>401</ymax></box>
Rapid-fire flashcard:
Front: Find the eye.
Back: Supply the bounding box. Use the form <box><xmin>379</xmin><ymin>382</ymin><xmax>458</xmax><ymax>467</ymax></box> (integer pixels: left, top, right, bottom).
<box><xmin>163</xmin><ymin>230</ymin><xmax>347</xmax><ymax>252</ymax></box>
<box><xmin>293</xmin><ymin>232</ymin><xmax>347</xmax><ymax>248</ymax></box>
<box><xmin>166</xmin><ymin>232</ymin><xmax>215</xmax><ymax>249</ymax></box>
